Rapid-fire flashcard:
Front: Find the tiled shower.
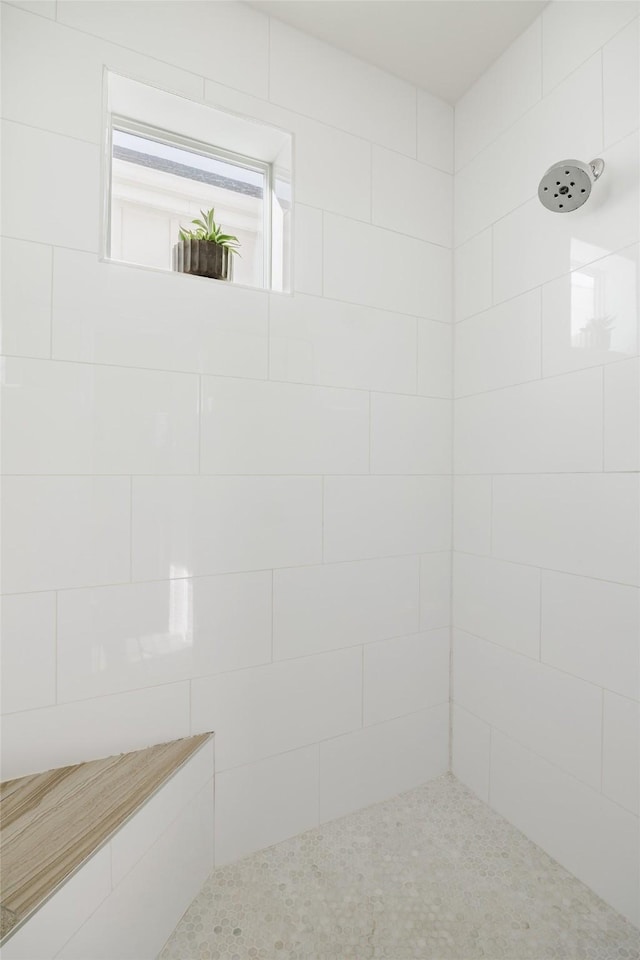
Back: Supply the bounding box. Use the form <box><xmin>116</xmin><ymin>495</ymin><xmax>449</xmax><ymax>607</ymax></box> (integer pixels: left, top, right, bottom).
<box><xmin>0</xmin><ymin>0</ymin><xmax>638</xmax><ymax>955</ymax></box>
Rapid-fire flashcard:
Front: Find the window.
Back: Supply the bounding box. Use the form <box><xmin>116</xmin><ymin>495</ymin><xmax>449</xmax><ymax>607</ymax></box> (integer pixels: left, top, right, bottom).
<box><xmin>104</xmin><ymin>72</ymin><xmax>292</xmax><ymax>292</ymax></box>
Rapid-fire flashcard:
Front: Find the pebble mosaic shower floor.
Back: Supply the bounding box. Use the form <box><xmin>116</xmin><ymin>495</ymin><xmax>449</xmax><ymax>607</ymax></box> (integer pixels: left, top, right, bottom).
<box><xmin>159</xmin><ymin>774</ymin><xmax>640</xmax><ymax>960</ymax></box>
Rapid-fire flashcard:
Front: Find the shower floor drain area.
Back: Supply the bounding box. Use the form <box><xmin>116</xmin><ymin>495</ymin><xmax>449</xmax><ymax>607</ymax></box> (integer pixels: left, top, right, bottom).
<box><xmin>160</xmin><ymin>774</ymin><xmax>639</xmax><ymax>960</ymax></box>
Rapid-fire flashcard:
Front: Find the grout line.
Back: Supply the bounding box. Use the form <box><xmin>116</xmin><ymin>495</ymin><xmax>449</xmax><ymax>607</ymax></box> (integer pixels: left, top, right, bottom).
<box><xmin>7</xmin><ymin>342</ymin><xmax>622</xmax><ymax>402</ymax></box>
<box><xmin>0</xmin><ymin>353</ymin><xmax>454</xmax><ymax>401</ymax></box>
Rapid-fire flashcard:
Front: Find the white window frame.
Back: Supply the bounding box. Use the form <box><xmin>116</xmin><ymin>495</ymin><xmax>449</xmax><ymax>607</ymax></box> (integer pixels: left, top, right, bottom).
<box><xmin>106</xmin><ymin>114</ymin><xmax>274</xmax><ymax>289</ymax></box>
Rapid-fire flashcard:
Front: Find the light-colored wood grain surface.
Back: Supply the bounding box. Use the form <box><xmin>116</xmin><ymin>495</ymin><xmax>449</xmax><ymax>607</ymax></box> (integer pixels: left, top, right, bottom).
<box><xmin>0</xmin><ymin>734</ymin><xmax>212</xmax><ymax>938</ymax></box>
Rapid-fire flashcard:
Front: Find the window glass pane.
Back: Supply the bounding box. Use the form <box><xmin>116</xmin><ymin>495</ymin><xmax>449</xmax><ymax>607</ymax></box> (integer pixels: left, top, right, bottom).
<box><xmin>110</xmin><ymin>127</ymin><xmax>267</xmax><ymax>288</ymax></box>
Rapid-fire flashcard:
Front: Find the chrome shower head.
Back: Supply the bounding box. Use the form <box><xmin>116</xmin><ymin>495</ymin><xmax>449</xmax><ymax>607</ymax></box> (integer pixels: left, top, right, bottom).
<box><xmin>538</xmin><ymin>158</ymin><xmax>605</xmax><ymax>212</ymax></box>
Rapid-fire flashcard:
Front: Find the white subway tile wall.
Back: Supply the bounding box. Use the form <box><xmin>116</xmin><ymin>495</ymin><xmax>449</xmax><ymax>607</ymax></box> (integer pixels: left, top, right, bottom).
<box><xmin>453</xmin><ymin>0</ymin><xmax>640</xmax><ymax>926</ymax></box>
<box><xmin>0</xmin><ymin>0</ymin><xmax>453</xmax><ymax>878</ymax></box>
<box><xmin>2</xmin><ymin>0</ymin><xmax>638</xmax><ymax>929</ymax></box>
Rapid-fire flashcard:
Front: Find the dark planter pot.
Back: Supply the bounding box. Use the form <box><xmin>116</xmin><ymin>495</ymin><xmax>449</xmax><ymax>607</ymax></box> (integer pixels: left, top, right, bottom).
<box><xmin>172</xmin><ymin>239</ymin><xmax>233</xmax><ymax>281</ymax></box>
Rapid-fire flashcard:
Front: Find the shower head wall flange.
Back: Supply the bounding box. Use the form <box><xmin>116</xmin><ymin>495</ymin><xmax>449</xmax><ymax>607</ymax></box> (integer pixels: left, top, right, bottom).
<box><xmin>538</xmin><ymin>158</ymin><xmax>605</xmax><ymax>213</ymax></box>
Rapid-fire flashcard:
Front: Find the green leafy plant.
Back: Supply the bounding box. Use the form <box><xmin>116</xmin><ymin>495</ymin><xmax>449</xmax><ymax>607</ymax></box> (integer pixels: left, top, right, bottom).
<box><xmin>178</xmin><ymin>208</ymin><xmax>240</xmax><ymax>255</ymax></box>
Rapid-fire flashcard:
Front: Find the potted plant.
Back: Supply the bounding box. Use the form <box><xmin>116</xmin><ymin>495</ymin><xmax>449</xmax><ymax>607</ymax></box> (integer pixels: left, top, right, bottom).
<box><xmin>172</xmin><ymin>208</ymin><xmax>240</xmax><ymax>281</ymax></box>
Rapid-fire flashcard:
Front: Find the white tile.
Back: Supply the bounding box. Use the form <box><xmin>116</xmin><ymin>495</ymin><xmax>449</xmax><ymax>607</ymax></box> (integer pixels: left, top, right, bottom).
<box><xmin>200</xmin><ymin>377</ymin><xmax>369</xmax><ymax>475</ymax></box>
<box><xmin>58</xmin><ymin>779</ymin><xmax>214</xmax><ymax>960</ymax></box>
<box><xmin>417</xmin><ymin>319</ymin><xmax>452</xmax><ymax>398</ymax></box>
<box><xmin>0</xmin><ymin>239</ymin><xmax>51</xmax><ymax>358</ymax></box>
<box><xmin>493</xmin><ymin>134</ymin><xmax>640</xmax><ymax>304</ymax></box>
<box><xmin>455</xmin><ymin>290</ymin><xmax>541</xmax><ymax>396</ymax></box>
<box><xmin>131</xmin><ymin>476</ymin><xmax>322</xmax><ymax>581</ymax></box>
<box><xmin>454</xmin><ymin>229</ymin><xmax>492</xmax><ymax>322</ymax></box>
<box><xmin>542</xmin><ymin>1</ymin><xmax>639</xmax><ymax>94</ymax></box>
<box><xmin>323</xmin><ymin>213</ymin><xmax>451</xmax><ymax>321</ymax></box>
<box><xmin>191</xmin><ymin>647</ymin><xmax>362</xmax><ymax>771</ymax></box>
<box><xmin>214</xmin><ymin>747</ymin><xmax>319</xmax><ymax>866</ymax></box>
<box><xmin>111</xmin><ymin>737</ymin><xmax>214</xmax><ymax>886</ymax></box>
<box><xmin>542</xmin><ymin>245</ymin><xmax>639</xmax><ymax>377</ymax></box>
<box><xmin>294</xmin><ymin>115</ymin><xmax>371</xmax><ymax>221</ymax></box>
<box><xmin>604</xmin><ymin>16</ymin><xmax>640</xmax><ymax>149</ymax></box>
<box><xmin>453</xmin><ymin>554</ymin><xmax>540</xmax><ymax>659</ymax></box>
<box><xmin>56</xmin><ymin>572</ymin><xmax>272</xmax><ymax>702</ymax></box>
<box><xmin>604</xmin><ymin>356</ymin><xmax>639</xmax><ymax>471</ymax></box>
<box><xmin>269</xmin><ymin>18</ymin><xmax>416</xmax><ymax>156</ymax></box>
<box><xmin>419</xmin><ymin>552</ymin><xmax>451</xmax><ymax>631</ymax></box>
<box><xmin>417</xmin><ymin>90</ymin><xmax>453</xmax><ymax>173</ymax></box>
<box><xmin>319</xmin><ymin>704</ymin><xmax>449</xmax><ymax>823</ymax></box>
<box><xmin>370</xmin><ymin>394</ymin><xmax>451</xmax><ymax>475</ymax></box>
<box><xmin>190</xmin><ymin>572</ymin><xmax>272</xmax><ymax>676</ymax></box>
<box><xmin>372</xmin><ymin>147</ymin><xmax>452</xmax><ymax>247</ymax></box>
<box><xmin>273</xmin><ymin>556</ymin><xmax>419</xmax><ymax>660</ymax></box>
<box><xmin>1</xmin><ymin>358</ymin><xmax>199</xmax><ymax>475</ymax></box>
<box><xmin>0</xmin><ymin>593</ymin><xmax>56</xmax><ymax>714</ymax></box>
<box><xmin>323</xmin><ymin>476</ymin><xmax>451</xmax><ymax>563</ymax></box>
<box><xmin>455</xmin><ymin>368</ymin><xmax>603</xmax><ymax>474</ymax></box>
<box><xmin>0</xmin><ymin>682</ymin><xmax>191</xmax><ymax>780</ymax></box>
<box><xmin>455</xmin><ymin>18</ymin><xmax>542</xmax><ymax>171</ymax></box>
<box><xmin>1</xmin><ymin>847</ymin><xmax>111</xmax><ymax>960</ymax></box>
<box><xmin>541</xmin><ymin>570</ymin><xmax>639</xmax><ymax>701</ymax></box>
<box><xmin>492</xmin><ymin>473</ymin><xmax>640</xmax><ymax>585</ymax></box>
<box><xmin>1</xmin><ymin>476</ymin><xmax>130</xmax><ymax>594</ymax></box>
<box><xmin>456</xmin><ymin>54</ymin><xmax>603</xmax><ymax>245</ymax></box>
<box><xmin>452</xmin><ymin>704</ymin><xmax>491</xmax><ymax>803</ymax></box>
<box><xmin>453</xmin><ymin>476</ymin><xmax>492</xmax><ymax>555</ymax></box>
<box><xmin>1</xmin><ymin>120</ymin><xmax>99</xmax><ymax>251</ymax></box>
<box><xmin>491</xmin><ymin>730</ymin><xmax>640</xmax><ymax>926</ymax></box>
<box><xmin>363</xmin><ymin>629</ymin><xmax>449</xmax><ymax>726</ymax></box>
<box><xmin>269</xmin><ymin>292</ymin><xmax>417</xmax><ymax>395</ymax></box>
<box><xmin>603</xmin><ymin>692</ymin><xmax>640</xmax><ymax>815</ymax></box>
<box><xmin>52</xmin><ymin>249</ymin><xmax>268</xmax><ymax>379</ymax></box>
<box><xmin>454</xmin><ymin>630</ymin><xmax>602</xmax><ymax>788</ymax></box>
<box><xmin>57</xmin><ymin>0</ymin><xmax>268</xmax><ymax>98</ymax></box>
<box><xmin>0</xmin><ymin>4</ymin><xmax>202</xmax><ymax>144</ymax></box>
<box><xmin>294</xmin><ymin>204</ymin><xmax>323</xmax><ymax>297</ymax></box>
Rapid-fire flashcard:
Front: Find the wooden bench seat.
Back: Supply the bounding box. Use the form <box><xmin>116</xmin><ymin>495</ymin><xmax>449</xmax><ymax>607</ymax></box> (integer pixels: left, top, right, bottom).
<box><xmin>0</xmin><ymin>734</ymin><xmax>213</xmax><ymax>950</ymax></box>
